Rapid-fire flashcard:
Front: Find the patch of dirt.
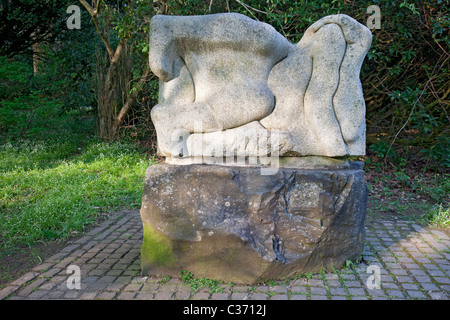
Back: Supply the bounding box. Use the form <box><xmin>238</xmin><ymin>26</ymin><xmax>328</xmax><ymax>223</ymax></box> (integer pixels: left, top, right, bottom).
<box><xmin>0</xmin><ymin>241</ymin><xmax>68</xmax><ymax>289</ymax></box>
<box><xmin>0</xmin><ymin>212</ymin><xmax>113</xmax><ymax>290</ymax></box>
<box><xmin>364</xmin><ymin>161</ymin><xmax>449</xmax><ymax>236</ymax></box>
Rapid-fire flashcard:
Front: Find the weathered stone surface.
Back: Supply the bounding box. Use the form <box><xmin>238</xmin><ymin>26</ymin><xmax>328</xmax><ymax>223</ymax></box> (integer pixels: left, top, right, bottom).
<box><xmin>149</xmin><ymin>13</ymin><xmax>372</xmax><ymax>160</ymax></box>
<box><xmin>149</xmin><ymin>13</ymin><xmax>291</xmax><ymax>158</ymax></box>
<box><xmin>140</xmin><ymin>162</ymin><xmax>367</xmax><ymax>283</ymax></box>
<box><xmin>262</xmin><ymin>14</ymin><xmax>372</xmax><ymax>156</ymax></box>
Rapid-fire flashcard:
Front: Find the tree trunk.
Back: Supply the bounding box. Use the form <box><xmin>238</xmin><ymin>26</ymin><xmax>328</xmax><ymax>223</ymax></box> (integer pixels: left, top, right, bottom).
<box><xmin>81</xmin><ymin>0</ymin><xmax>151</xmax><ymax>140</ymax></box>
<box><xmin>32</xmin><ymin>42</ymin><xmax>41</xmax><ymax>74</ymax></box>
<box><xmin>95</xmin><ymin>41</ymin><xmax>131</xmax><ymax>140</ymax></box>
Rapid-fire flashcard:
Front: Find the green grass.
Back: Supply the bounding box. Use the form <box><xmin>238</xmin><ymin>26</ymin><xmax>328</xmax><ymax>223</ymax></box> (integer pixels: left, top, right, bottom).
<box><xmin>418</xmin><ymin>204</ymin><xmax>450</xmax><ymax>228</ymax></box>
<box><xmin>179</xmin><ymin>270</ymin><xmax>225</xmax><ymax>294</ymax></box>
<box><xmin>366</xmin><ymin>171</ymin><xmax>449</xmax><ymax>227</ymax></box>
<box><xmin>0</xmin><ymin>135</ymin><xmax>155</xmax><ymax>249</ymax></box>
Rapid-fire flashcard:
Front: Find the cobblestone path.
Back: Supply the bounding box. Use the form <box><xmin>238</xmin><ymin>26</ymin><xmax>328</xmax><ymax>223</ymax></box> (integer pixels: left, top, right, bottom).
<box><xmin>1</xmin><ymin>210</ymin><xmax>449</xmax><ymax>300</ymax></box>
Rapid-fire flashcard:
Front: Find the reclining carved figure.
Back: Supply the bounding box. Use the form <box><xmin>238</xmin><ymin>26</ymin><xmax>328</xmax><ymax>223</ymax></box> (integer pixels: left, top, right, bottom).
<box><xmin>149</xmin><ymin>13</ymin><xmax>372</xmax><ymax>161</ymax></box>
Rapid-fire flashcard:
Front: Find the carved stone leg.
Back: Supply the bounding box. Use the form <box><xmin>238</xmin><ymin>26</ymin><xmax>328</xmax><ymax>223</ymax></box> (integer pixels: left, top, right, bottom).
<box><xmin>151</xmin><ymin>102</ymin><xmax>222</xmax><ymax>157</ymax></box>
<box><xmin>304</xmin><ymin>23</ymin><xmax>349</xmax><ymax>156</ymax></box>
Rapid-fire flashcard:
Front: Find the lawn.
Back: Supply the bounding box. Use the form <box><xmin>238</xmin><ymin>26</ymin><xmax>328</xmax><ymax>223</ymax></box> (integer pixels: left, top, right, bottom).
<box><xmin>364</xmin><ymin>164</ymin><xmax>449</xmax><ymax>228</ymax></box>
<box><xmin>0</xmin><ymin>135</ymin><xmax>155</xmax><ymax>249</ymax></box>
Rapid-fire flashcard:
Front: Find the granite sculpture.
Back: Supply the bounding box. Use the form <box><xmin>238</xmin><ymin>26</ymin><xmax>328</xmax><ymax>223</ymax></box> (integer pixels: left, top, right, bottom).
<box><xmin>149</xmin><ymin>13</ymin><xmax>372</xmax><ymax>162</ymax></box>
<box><xmin>141</xmin><ymin>12</ymin><xmax>372</xmax><ymax>283</ymax></box>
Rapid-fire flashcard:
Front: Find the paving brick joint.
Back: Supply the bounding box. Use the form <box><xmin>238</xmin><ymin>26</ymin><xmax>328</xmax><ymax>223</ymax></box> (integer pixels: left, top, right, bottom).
<box><xmin>1</xmin><ymin>210</ymin><xmax>449</xmax><ymax>300</ymax></box>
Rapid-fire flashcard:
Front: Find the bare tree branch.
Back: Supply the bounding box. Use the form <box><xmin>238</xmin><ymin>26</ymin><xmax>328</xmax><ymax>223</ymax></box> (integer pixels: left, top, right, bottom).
<box><xmin>385</xmin><ymin>54</ymin><xmax>450</xmax><ymax>164</ymax></box>
<box><xmin>116</xmin><ymin>63</ymin><xmax>152</xmax><ymax>125</ymax></box>
<box><xmin>78</xmin><ymin>0</ymin><xmax>114</xmax><ymax>59</ymax></box>
<box><xmin>95</xmin><ymin>0</ymin><xmax>103</xmax><ymax>14</ymax></box>
<box><xmin>78</xmin><ymin>0</ymin><xmax>94</xmax><ymax>15</ymax></box>
<box><xmin>234</xmin><ymin>0</ymin><xmax>268</xmax><ymax>18</ymax></box>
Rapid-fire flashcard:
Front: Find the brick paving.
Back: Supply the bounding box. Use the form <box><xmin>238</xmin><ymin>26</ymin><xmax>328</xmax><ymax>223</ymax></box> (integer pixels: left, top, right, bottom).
<box><xmin>1</xmin><ymin>210</ymin><xmax>449</xmax><ymax>300</ymax></box>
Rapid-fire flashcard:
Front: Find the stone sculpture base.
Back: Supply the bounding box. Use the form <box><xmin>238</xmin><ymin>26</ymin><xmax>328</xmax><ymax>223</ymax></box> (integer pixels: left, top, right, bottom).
<box><xmin>140</xmin><ymin>162</ymin><xmax>367</xmax><ymax>284</ymax></box>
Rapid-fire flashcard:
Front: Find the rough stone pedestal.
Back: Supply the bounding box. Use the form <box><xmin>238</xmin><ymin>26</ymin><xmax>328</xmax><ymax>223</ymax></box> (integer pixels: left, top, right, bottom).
<box><xmin>140</xmin><ymin>162</ymin><xmax>367</xmax><ymax>284</ymax></box>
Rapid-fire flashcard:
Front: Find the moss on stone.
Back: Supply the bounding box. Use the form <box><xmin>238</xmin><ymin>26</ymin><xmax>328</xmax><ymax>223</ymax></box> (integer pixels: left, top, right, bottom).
<box><xmin>141</xmin><ymin>223</ymin><xmax>174</xmax><ymax>266</ymax></box>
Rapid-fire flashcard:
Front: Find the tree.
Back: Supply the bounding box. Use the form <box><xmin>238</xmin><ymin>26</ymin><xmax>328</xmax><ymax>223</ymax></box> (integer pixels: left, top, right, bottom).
<box><xmin>77</xmin><ymin>0</ymin><xmax>448</xmax><ymax>166</ymax></box>
<box><xmin>78</xmin><ymin>0</ymin><xmax>155</xmax><ymax>140</ymax></box>
<box><xmin>0</xmin><ymin>0</ymin><xmax>72</xmax><ymax>58</ymax></box>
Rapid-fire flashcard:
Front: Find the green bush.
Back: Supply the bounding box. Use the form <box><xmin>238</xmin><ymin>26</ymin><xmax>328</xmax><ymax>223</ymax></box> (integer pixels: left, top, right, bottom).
<box><xmin>156</xmin><ymin>0</ymin><xmax>449</xmax><ymax>168</ymax></box>
<box><xmin>0</xmin><ymin>10</ymin><xmax>96</xmax><ymax>141</ymax></box>
<box><xmin>0</xmin><ymin>90</ymin><xmax>63</xmax><ymax>138</ymax></box>
<box><xmin>0</xmin><ymin>55</ymin><xmax>92</xmax><ymax>141</ymax></box>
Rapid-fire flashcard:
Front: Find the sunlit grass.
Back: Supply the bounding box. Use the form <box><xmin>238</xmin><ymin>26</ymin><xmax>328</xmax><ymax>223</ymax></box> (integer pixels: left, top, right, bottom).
<box><xmin>0</xmin><ymin>137</ymin><xmax>154</xmax><ymax>249</ymax></box>
<box><xmin>419</xmin><ymin>204</ymin><xmax>450</xmax><ymax>228</ymax></box>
